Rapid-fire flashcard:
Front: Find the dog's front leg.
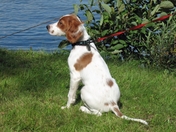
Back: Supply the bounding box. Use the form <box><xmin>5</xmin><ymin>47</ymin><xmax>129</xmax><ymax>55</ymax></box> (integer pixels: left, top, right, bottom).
<box><xmin>61</xmin><ymin>73</ymin><xmax>81</xmax><ymax>109</ymax></box>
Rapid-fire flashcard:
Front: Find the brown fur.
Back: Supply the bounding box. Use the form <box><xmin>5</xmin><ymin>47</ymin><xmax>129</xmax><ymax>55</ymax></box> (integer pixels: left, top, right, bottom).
<box><xmin>111</xmin><ymin>101</ymin><xmax>116</xmax><ymax>106</ymax></box>
<box><xmin>104</xmin><ymin>101</ymin><xmax>123</xmax><ymax>117</ymax></box>
<box><xmin>107</xmin><ymin>79</ymin><xmax>114</xmax><ymax>87</ymax></box>
<box><xmin>114</xmin><ymin>107</ymin><xmax>123</xmax><ymax>117</ymax></box>
<box><xmin>74</xmin><ymin>53</ymin><xmax>93</xmax><ymax>71</ymax></box>
<box><xmin>104</xmin><ymin>103</ymin><xmax>109</xmax><ymax>106</ymax></box>
<box><xmin>57</xmin><ymin>14</ymin><xmax>83</xmax><ymax>43</ymax></box>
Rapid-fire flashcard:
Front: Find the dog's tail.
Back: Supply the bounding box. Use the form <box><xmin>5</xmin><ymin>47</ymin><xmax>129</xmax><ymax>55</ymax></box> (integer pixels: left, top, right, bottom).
<box><xmin>111</xmin><ymin>105</ymin><xmax>148</xmax><ymax>125</ymax></box>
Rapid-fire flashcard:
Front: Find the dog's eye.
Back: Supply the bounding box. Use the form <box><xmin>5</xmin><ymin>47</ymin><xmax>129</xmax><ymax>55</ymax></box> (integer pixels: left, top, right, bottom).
<box><xmin>59</xmin><ymin>21</ymin><xmax>63</xmax><ymax>25</ymax></box>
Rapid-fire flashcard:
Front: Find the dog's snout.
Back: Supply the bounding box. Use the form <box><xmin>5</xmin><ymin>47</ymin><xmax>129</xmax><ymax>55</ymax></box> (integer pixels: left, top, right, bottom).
<box><xmin>46</xmin><ymin>25</ymin><xmax>50</xmax><ymax>30</ymax></box>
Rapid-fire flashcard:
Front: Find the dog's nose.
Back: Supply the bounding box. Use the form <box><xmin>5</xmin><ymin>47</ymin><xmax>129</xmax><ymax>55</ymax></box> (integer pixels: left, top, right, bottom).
<box><xmin>46</xmin><ymin>25</ymin><xmax>50</xmax><ymax>30</ymax></box>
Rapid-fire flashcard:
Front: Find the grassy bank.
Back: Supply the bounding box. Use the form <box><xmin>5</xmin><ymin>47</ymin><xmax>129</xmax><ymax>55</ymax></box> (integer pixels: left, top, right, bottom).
<box><xmin>0</xmin><ymin>49</ymin><xmax>175</xmax><ymax>132</ymax></box>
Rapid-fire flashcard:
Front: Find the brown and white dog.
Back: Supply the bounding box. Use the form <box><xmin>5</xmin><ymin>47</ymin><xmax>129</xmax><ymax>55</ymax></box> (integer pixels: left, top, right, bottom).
<box><xmin>46</xmin><ymin>14</ymin><xmax>148</xmax><ymax>125</ymax></box>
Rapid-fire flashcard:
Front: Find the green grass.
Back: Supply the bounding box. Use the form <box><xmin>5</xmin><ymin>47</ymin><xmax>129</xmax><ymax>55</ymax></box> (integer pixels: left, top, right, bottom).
<box><xmin>0</xmin><ymin>49</ymin><xmax>176</xmax><ymax>132</ymax></box>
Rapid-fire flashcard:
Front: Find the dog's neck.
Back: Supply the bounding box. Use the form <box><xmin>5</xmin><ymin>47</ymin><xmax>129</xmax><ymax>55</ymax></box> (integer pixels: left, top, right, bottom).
<box><xmin>80</xmin><ymin>26</ymin><xmax>91</xmax><ymax>41</ymax></box>
<box><xmin>71</xmin><ymin>25</ymin><xmax>97</xmax><ymax>51</ymax></box>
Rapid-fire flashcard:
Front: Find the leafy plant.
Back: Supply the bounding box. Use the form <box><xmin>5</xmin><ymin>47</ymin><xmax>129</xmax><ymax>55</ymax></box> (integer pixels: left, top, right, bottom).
<box><xmin>59</xmin><ymin>0</ymin><xmax>176</xmax><ymax>69</ymax></box>
<box><xmin>144</xmin><ymin>16</ymin><xmax>176</xmax><ymax>69</ymax></box>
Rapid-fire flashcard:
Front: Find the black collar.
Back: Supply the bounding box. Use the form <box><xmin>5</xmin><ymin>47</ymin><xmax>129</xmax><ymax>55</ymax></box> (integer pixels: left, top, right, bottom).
<box><xmin>72</xmin><ymin>39</ymin><xmax>94</xmax><ymax>51</ymax></box>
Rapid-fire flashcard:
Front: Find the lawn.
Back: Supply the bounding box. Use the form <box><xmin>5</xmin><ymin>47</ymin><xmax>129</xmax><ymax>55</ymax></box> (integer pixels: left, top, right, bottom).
<box><xmin>0</xmin><ymin>49</ymin><xmax>175</xmax><ymax>132</ymax></box>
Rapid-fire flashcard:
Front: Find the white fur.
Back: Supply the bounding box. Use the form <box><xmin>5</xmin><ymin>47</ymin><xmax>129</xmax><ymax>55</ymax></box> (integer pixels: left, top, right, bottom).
<box><xmin>47</xmin><ymin>21</ymin><xmax>65</xmax><ymax>36</ymax></box>
<box><xmin>47</xmin><ymin>14</ymin><xmax>148</xmax><ymax>125</ymax></box>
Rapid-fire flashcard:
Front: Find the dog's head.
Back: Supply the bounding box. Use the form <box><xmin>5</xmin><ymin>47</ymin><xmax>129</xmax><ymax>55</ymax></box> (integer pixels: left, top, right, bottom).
<box><xmin>46</xmin><ymin>14</ymin><xmax>84</xmax><ymax>43</ymax></box>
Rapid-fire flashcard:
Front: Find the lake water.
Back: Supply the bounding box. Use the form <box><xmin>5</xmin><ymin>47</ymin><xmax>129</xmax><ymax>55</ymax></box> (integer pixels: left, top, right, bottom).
<box><xmin>0</xmin><ymin>0</ymin><xmax>87</xmax><ymax>51</ymax></box>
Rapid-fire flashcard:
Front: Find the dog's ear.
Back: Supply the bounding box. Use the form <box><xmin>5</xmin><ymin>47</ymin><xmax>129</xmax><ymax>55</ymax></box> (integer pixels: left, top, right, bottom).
<box><xmin>66</xmin><ymin>16</ymin><xmax>83</xmax><ymax>44</ymax></box>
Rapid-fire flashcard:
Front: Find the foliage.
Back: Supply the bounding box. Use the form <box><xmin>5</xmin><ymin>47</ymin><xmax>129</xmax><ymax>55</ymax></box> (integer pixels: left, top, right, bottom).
<box><xmin>143</xmin><ymin>16</ymin><xmax>176</xmax><ymax>70</ymax></box>
<box><xmin>61</xmin><ymin>0</ymin><xmax>176</xmax><ymax>70</ymax></box>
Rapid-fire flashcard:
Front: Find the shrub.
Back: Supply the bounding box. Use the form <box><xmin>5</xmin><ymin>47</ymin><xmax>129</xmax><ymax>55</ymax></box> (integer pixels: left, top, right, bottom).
<box><xmin>60</xmin><ymin>0</ymin><xmax>176</xmax><ymax>70</ymax></box>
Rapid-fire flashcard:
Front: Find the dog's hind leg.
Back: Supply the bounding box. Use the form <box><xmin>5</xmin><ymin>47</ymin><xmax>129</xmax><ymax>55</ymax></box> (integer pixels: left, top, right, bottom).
<box><xmin>80</xmin><ymin>106</ymin><xmax>102</xmax><ymax>116</ymax></box>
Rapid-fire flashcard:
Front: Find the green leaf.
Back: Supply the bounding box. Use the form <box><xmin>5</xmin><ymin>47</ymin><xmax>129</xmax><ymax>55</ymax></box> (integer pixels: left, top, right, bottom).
<box><xmin>119</xmin><ymin>40</ymin><xmax>126</xmax><ymax>45</ymax></box>
<box><xmin>118</xmin><ymin>4</ymin><xmax>125</xmax><ymax>14</ymax></box>
<box><xmin>73</xmin><ymin>4</ymin><xmax>79</xmax><ymax>15</ymax></box>
<box><xmin>90</xmin><ymin>0</ymin><xmax>94</xmax><ymax>6</ymax></box>
<box><xmin>101</xmin><ymin>29</ymin><xmax>109</xmax><ymax>36</ymax></box>
<box><xmin>100</xmin><ymin>14</ymin><xmax>104</xmax><ymax>26</ymax></box>
<box><xmin>101</xmin><ymin>3</ymin><xmax>112</xmax><ymax>16</ymax></box>
<box><xmin>113</xmin><ymin>44</ymin><xmax>125</xmax><ymax>50</ymax></box>
<box><xmin>160</xmin><ymin>1</ymin><xmax>174</xmax><ymax>9</ymax></box>
<box><xmin>159</xmin><ymin>12</ymin><xmax>167</xmax><ymax>17</ymax></box>
<box><xmin>131</xmin><ymin>21</ymin><xmax>137</xmax><ymax>26</ymax></box>
<box><xmin>142</xmin><ymin>18</ymin><xmax>150</xmax><ymax>24</ymax></box>
<box><xmin>153</xmin><ymin>0</ymin><xmax>157</xmax><ymax>4</ymax></box>
<box><xmin>85</xmin><ymin>10</ymin><xmax>93</xmax><ymax>22</ymax></box>
<box><xmin>58</xmin><ymin>40</ymin><xmax>70</xmax><ymax>49</ymax></box>
<box><xmin>117</xmin><ymin>0</ymin><xmax>122</xmax><ymax>8</ymax></box>
<box><xmin>117</xmin><ymin>0</ymin><xmax>125</xmax><ymax>13</ymax></box>
<box><xmin>111</xmin><ymin>49</ymin><xmax>123</xmax><ymax>54</ymax></box>
<box><xmin>151</xmin><ymin>5</ymin><xmax>160</xmax><ymax>16</ymax></box>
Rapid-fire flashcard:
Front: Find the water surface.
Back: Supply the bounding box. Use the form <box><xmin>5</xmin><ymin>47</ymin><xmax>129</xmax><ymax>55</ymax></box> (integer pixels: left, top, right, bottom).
<box><xmin>0</xmin><ymin>0</ymin><xmax>86</xmax><ymax>51</ymax></box>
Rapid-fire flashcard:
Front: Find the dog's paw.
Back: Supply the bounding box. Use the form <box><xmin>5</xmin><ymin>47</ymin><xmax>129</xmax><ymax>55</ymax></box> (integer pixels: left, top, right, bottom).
<box><xmin>96</xmin><ymin>111</ymin><xmax>102</xmax><ymax>116</ymax></box>
<box><xmin>61</xmin><ymin>106</ymin><xmax>69</xmax><ymax>109</ymax></box>
<box><xmin>61</xmin><ymin>106</ymin><xmax>67</xmax><ymax>109</ymax></box>
<box><xmin>80</xmin><ymin>106</ymin><xmax>102</xmax><ymax>116</ymax></box>
<box><xmin>79</xmin><ymin>106</ymin><xmax>88</xmax><ymax>112</ymax></box>
<box><xmin>61</xmin><ymin>105</ymin><xmax>70</xmax><ymax>110</ymax></box>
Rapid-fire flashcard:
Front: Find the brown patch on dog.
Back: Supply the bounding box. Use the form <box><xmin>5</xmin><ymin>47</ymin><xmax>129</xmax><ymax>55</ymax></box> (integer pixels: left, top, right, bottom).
<box><xmin>114</xmin><ymin>107</ymin><xmax>123</xmax><ymax>117</ymax></box>
<box><xmin>104</xmin><ymin>103</ymin><xmax>109</xmax><ymax>106</ymax></box>
<box><xmin>107</xmin><ymin>79</ymin><xmax>113</xmax><ymax>87</ymax></box>
<box><xmin>74</xmin><ymin>53</ymin><xmax>93</xmax><ymax>71</ymax></box>
<box><xmin>111</xmin><ymin>101</ymin><xmax>116</xmax><ymax>106</ymax></box>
